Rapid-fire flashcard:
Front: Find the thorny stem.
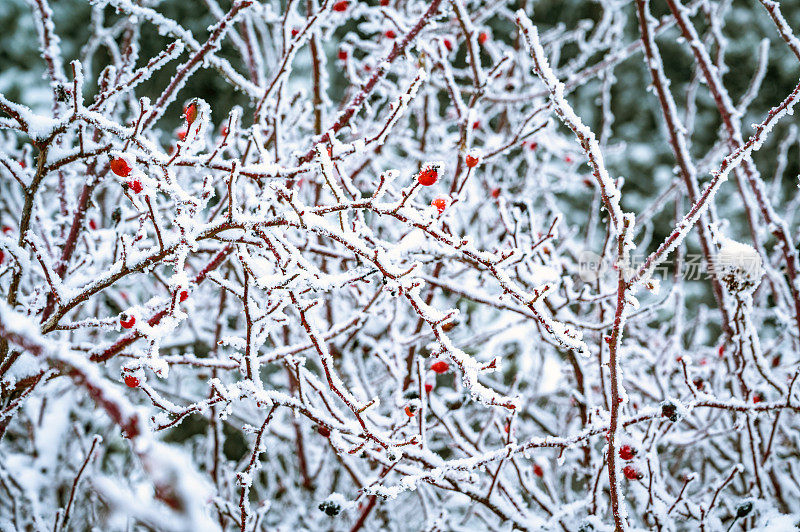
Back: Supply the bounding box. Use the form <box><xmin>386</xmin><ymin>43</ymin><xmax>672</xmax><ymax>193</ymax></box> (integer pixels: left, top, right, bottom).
<box><xmin>59</xmin><ymin>435</ymin><xmax>100</xmax><ymax>531</ymax></box>
<box><xmin>607</xmin><ymin>217</ymin><xmax>633</xmax><ymax>532</ymax></box>
<box><xmin>0</xmin><ymin>145</ymin><xmax>49</xmax><ymax>368</ymax></box>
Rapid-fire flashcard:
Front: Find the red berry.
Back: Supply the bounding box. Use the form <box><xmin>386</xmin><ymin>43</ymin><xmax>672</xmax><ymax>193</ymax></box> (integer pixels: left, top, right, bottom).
<box><xmin>177</xmin><ymin>128</ymin><xmax>187</xmax><ymax>141</ymax></box>
<box><xmin>318</xmin><ymin>426</ymin><xmax>331</xmax><ymax>437</ymax></box>
<box><xmin>332</xmin><ymin>0</ymin><xmax>348</xmax><ymax>12</ymax></box>
<box><xmin>472</xmin><ymin>120</ymin><xmax>480</xmax><ymax>129</ymax></box>
<box><xmin>110</xmin><ymin>157</ymin><xmax>131</xmax><ymax>177</ymax></box>
<box><xmin>564</xmin><ymin>155</ymin><xmax>573</xmax><ymax>163</ymax></box>
<box><xmin>120</xmin><ymin>314</ymin><xmax>136</xmax><ymax>329</ymax></box>
<box><xmin>89</xmin><ymin>219</ymin><xmax>97</xmax><ymax>230</ymax></box>
<box><xmin>491</xmin><ymin>188</ymin><xmax>500</xmax><ymax>198</ymax></box>
<box><xmin>529</xmin><ymin>141</ymin><xmax>538</xmax><ymax>151</ymax></box>
<box><xmin>424</xmin><ymin>383</ymin><xmax>433</xmax><ymax>393</ymax></box>
<box><xmin>431</xmin><ymin>360</ymin><xmax>449</xmax><ymax>374</ymax></box>
<box><xmin>432</xmin><ymin>198</ymin><xmax>447</xmax><ymax>214</ymax></box>
<box><xmin>619</xmin><ymin>445</ymin><xmax>635</xmax><ymax>460</ymax></box>
<box><xmin>478</xmin><ymin>32</ymin><xmax>488</xmax><ymax>45</ymax></box>
<box><xmin>533</xmin><ymin>464</ymin><xmax>543</xmax><ymax>477</ymax></box>
<box><xmin>179</xmin><ymin>290</ymin><xmax>189</xmax><ymax>302</ymax></box>
<box><xmin>124</xmin><ymin>375</ymin><xmax>140</xmax><ymax>388</ymax></box>
<box><xmin>128</xmin><ymin>179</ymin><xmax>143</xmax><ymax>194</ymax></box>
<box><xmin>404</xmin><ymin>405</ymin><xmax>415</xmax><ymax>417</ymax></box>
<box><xmin>718</xmin><ymin>345</ymin><xmax>725</xmax><ymax>357</ymax></box>
<box><xmin>380</xmin><ymin>0</ymin><xmax>389</xmax><ymax>5</ymax></box>
<box><xmin>221</xmin><ymin>125</ymin><xmax>229</xmax><ymax>136</ymax></box>
<box><xmin>623</xmin><ymin>465</ymin><xmax>643</xmax><ymax>480</ymax></box>
<box><xmin>417</xmin><ymin>167</ymin><xmax>438</xmax><ymax>186</ymax></box>
<box><xmin>0</xmin><ymin>250</ymin><xmax>4</xmax><ymax>264</ymax></box>
<box><xmin>753</xmin><ymin>393</ymin><xmax>763</xmax><ymax>404</ymax></box>
<box><xmin>338</xmin><ymin>49</ymin><xmax>348</xmax><ymax>61</ymax></box>
<box><xmin>1</xmin><ymin>225</ymin><xmax>11</xmax><ymax>234</ymax></box>
<box><xmin>184</xmin><ymin>102</ymin><xmax>198</xmax><ymax>126</ymax></box>
<box><xmin>384</xmin><ymin>29</ymin><xmax>396</xmax><ymax>39</ymax></box>
<box><xmin>444</xmin><ymin>38</ymin><xmax>453</xmax><ymax>52</ymax></box>
<box><xmin>290</xmin><ymin>28</ymin><xmax>299</xmax><ymax>37</ymax></box>
<box><xmin>18</xmin><ymin>159</ymin><xmax>26</xmax><ymax>169</ymax></box>
<box><xmin>465</xmin><ymin>154</ymin><xmax>479</xmax><ymax>168</ymax></box>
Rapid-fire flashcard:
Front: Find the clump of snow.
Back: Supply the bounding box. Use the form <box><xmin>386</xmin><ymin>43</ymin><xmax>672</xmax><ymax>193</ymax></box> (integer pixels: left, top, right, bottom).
<box><xmin>716</xmin><ymin>236</ymin><xmax>763</xmax><ymax>296</ymax></box>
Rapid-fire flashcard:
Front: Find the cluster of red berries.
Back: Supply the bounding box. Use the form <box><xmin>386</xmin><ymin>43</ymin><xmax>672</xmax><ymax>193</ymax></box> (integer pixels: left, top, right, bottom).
<box><xmin>114</xmin><ymin>102</ymin><xmax>197</xmax><ymax>190</ymax></box>
<box><xmin>110</xmin><ymin>157</ymin><xmax>143</xmax><ymax>194</ymax></box>
<box><xmin>399</xmin><ymin>360</ymin><xmax>453</xmax><ymax>417</ymax></box>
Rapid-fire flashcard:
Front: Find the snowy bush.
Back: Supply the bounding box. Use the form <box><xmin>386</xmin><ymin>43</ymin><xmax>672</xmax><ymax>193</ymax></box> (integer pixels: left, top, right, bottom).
<box><xmin>1</xmin><ymin>0</ymin><xmax>800</xmax><ymax>530</ymax></box>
